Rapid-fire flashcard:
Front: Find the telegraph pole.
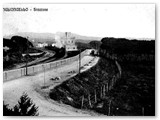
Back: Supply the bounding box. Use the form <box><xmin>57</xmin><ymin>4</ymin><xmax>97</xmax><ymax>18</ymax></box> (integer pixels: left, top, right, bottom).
<box><xmin>43</xmin><ymin>65</ymin><xmax>45</xmax><ymax>86</ymax></box>
<box><xmin>79</xmin><ymin>49</ymin><xmax>81</xmax><ymax>74</ymax></box>
<box><xmin>25</xmin><ymin>36</ymin><xmax>29</xmax><ymax>75</ymax></box>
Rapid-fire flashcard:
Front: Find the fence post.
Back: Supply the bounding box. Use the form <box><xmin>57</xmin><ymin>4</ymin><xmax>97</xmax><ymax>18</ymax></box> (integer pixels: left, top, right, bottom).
<box><xmin>101</xmin><ymin>86</ymin><xmax>103</xmax><ymax>98</ymax></box>
<box><xmin>142</xmin><ymin>107</ymin><xmax>144</xmax><ymax>116</ymax></box>
<box><xmin>106</xmin><ymin>83</ymin><xmax>109</xmax><ymax>92</ymax></box>
<box><xmin>103</xmin><ymin>84</ymin><xmax>106</xmax><ymax>97</ymax></box>
<box><xmin>81</xmin><ymin>95</ymin><xmax>84</xmax><ymax>109</ymax></box>
<box><xmin>94</xmin><ymin>89</ymin><xmax>97</xmax><ymax>103</ymax></box>
<box><xmin>111</xmin><ymin>78</ymin><xmax>114</xmax><ymax>88</ymax></box>
<box><xmin>88</xmin><ymin>94</ymin><xmax>92</xmax><ymax>108</ymax></box>
<box><xmin>108</xmin><ymin>100</ymin><xmax>112</xmax><ymax>116</ymax></box>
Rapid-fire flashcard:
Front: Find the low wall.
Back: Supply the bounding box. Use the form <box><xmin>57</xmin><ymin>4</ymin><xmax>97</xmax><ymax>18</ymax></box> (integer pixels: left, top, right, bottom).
<box><xmin>3</xmin><ymin>50</ymin><xmax>88</xmax><ymax>82</ymax></box>
<box><xmin>22</xmin><ymin>52</ymin><xmax>45</xmax><ymax>57</ymax></box>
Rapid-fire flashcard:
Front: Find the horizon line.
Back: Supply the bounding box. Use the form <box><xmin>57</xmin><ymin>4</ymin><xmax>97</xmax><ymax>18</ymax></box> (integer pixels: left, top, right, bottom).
<box><xmin>3</xmin><ymin>32</ymin><xmax>155</xmax><ymax>41</ymax></box>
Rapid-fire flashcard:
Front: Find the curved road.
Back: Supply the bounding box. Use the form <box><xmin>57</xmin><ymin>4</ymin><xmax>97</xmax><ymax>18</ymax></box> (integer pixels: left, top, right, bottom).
<box><xmin>3</xmin><ymin>55</ymin><xmax>100</xmax><ymax>116</ymax></box>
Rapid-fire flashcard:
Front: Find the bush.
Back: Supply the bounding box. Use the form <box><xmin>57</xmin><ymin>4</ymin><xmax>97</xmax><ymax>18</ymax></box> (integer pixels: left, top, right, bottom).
<box><xmin>3</xmin><ymin>93</ymin><xmax>39</xmax><ymax>116</ymax></box>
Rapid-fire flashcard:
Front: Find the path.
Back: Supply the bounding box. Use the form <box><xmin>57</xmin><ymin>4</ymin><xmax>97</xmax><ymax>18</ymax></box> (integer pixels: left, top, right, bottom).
<box><xmin>3</xmin><ymin>55</ymin><xmax>100</xmax><ymax>116</ymax></box>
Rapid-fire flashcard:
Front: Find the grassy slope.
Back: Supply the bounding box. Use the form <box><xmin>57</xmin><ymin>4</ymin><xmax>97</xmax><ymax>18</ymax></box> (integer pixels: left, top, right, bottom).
<box><xmin>49</xmin><ymin>58</ymin><xmax>120</xmax><ymax>115</ymax></box>
<box><xmin>107</xmin><ymin>62</ymin><xmax>155</xmax><ymax>116</ymax></box>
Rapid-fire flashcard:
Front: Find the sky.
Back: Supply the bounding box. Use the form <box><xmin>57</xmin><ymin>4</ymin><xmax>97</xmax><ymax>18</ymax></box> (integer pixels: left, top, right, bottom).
<box><xmin>3</xmin><ymin>4</ymin><xmax>155</xmax><ymax>39</ymax></box>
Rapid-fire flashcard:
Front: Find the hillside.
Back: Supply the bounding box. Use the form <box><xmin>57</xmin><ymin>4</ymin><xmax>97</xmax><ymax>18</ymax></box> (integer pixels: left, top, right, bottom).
<box><xmin>49</xmin><ymin>57</ymin><xmax>120</xmax><ymax>115</ymax></box>
<box><xmin>3</xmin><ymin>36</ymin><xmax>39</xmax><ymax>70</ymax></box>
<box><xmin>100</xmin><ymin>37</ymin><xmax>155</xmax><ymax>62</ymax></box>
<box><xmin>98</xmin><ymin>37</ymin><xmax>155</xmax><ymax>115</ymax></box>
<box><xmin>49</xmin><ymin>37</ymin><xmax>155</xmax><ymax>116</ymax></box>
<box><xmin>4</xmin><ymin>32</ymin><xmax>101</xmax><ymax>43</ymax></box>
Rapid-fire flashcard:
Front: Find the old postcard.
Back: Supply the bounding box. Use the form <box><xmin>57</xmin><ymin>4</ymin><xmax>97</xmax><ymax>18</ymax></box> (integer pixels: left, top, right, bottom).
<box><xmin>3</xmin><ymin>4</ymin><xmax>155</xmax><ymax>116</ymax></box>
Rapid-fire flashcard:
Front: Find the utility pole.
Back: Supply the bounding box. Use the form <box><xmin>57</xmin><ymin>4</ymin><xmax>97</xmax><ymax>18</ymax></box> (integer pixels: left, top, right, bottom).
<box><xmin>79</xmin><ymin>49</ymin><xmax>81</xmax><ymax>74</ymax></box>
<box><xmin>43</xmin><ymin>65</ymin><xmax>45</xmax><ymax>86</ymax></box>
<box><xmin>25</xmin><ymin>36</ymin><xmax>29</xmax><ymax>75</ymax></box>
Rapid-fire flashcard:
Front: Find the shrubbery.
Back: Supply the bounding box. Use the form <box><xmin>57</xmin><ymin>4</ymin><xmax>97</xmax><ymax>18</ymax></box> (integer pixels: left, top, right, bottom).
<box><xmin>3</xmin><ymin>93</ymin><xmax>39</xmax><ymax>116</ymax></box>
<box><xmin>49</xmin><ymin>58</ymin><xmax>120</xmax><ymax>115</ymax></box>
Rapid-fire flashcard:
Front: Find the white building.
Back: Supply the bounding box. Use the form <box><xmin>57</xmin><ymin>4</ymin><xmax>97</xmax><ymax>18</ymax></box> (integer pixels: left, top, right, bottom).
<box><xmin>55</xmin><ymin>32</ymin><xmax>77</xmax><ymax>51</ymax></box>
<box><xmin>51</xmin><ymin>42</ymin><xmax>56</xmax><ymax>47</ymax></box>
<box><xmin>36</xmin><ymin>42</ymin><xmax>48</xmax><ymax>48</ymax></box>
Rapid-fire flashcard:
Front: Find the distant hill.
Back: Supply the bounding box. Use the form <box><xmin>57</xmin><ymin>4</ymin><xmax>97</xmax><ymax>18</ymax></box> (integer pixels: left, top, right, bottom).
<box><xmin>4</xmin><ymin>32</ymin><xmax>55</xmax><ymax>43</ymax></box>
<box><xmin>3</xmin><ymin>32</ymin><xmax>101</xmax><ymax>44</ymax></box>
<box><xmin>71</xmin><ymin>33</ymin><xmax>101</xmax><ymax>41</ymax></box>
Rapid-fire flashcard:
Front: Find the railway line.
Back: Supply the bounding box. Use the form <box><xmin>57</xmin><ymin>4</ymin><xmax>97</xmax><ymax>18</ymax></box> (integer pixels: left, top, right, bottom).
<box><xmin>21</xmin><ymin>49</ymin><xmax>80</xmax><ymax>68</ymax></box>
<box><xmin>21</xmin><ymin>50</ymin><xmax>68</xmax><ymax>67</ymax></box>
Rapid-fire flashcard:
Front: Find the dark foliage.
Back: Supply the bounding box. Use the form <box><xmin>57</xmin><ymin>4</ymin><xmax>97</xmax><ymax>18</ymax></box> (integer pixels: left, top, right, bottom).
<box><xmin>101</xmin><ymin>37</ymin><xmax>154</xmax><ymax>54</ymax></box>
<box><xmin>107</xmin><ymin>63</ymin><xmax>155</xmax><ymax>116</ymax></box>
<box><xmin>3</xmin><ymin>36</ymin><xmax>37</xmax><ymax>69</ymax></box>
<box><xmin>97</xmin><ymin>37</ymin><xmax>155</xmax><ymax>116</ymax></box>
<box><xmin>75</xmin><ymin>41</ymin><xmax>101</xmax><ymax>51</ymax></box>
<box><xmin>49</xmin><ymin>58</ymin><xmax>119</xmax><ymax>112</ymax></box>
<box><xmin>3</xmin><ymin>103</ymin><xmax>13</xmax><ymax>116</ymax></box>
<box><xmin>3</xmin><ymin>93</ymin><xmax>39</xmax><ymax>116</ymax></box>
<box><xmin>89</xmin><ymin>41</ymin><xmax>101</xmax><ymax>49</ymax></box>
<box><xmin>49</xmin><ymin>37</ymin><xmax>155</xmax><ymax>116</ymax></box>
<box><xmin>66</xmin><ymin>51</ymin><xmax>79</xmax><ymax>58</ymax></box>
<box><xmin>4</xmin><ymin>36</ymin><xmax>33</xmax><ymax>53</ymax></box>
<box><xmin>75</xmin><ymin>42</ymin><xmax>91</xmax><ymax>50</ymax></box>
<box><xmin>99</xmin><ymin>37</ymin><xmax>155</xmax><ymax>62</ymax></box>
<box><xmin>45</xmin><ymin>46</ymin><xmax>66</xmax><ymax>58</ymax></box>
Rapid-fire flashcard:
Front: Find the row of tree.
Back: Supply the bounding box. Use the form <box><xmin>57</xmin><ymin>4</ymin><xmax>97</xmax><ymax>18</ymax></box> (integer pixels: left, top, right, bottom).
<box><xmin>99</xmin><ymin>37</ymin><xmax>155</xmax><ymax>63</ymax></box>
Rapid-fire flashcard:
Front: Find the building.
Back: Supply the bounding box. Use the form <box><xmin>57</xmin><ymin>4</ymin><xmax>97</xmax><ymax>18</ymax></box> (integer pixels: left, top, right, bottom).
<box><xmin>57</xmin><ymin>32</ymin><xmax>77</xmax><ymax>51</ymax></box>
<box><xmin>51</xmin><ymin>42</ymin><xmax>57</xmax><ymax>47</ymax></box>
<box><xmin>36</xmin><ymin>42</ymin><xmax>48</xmax><ymax>48</ymax></box>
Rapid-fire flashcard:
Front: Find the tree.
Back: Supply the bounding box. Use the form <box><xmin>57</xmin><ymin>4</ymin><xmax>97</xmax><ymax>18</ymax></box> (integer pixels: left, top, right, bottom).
<box><xmin>3</xmin><ymin>102</ymin><xmax>13</xmax><ymax>116</ymax></box>
<box><xmin>90</xmin><ymin>50</ymin><xmax>95</xmax><ymax>56</ymax></box>
<box><xmin>3</xmin><ymin>93</ymin><xmax>39</xmax><ymax>116</ymax></box>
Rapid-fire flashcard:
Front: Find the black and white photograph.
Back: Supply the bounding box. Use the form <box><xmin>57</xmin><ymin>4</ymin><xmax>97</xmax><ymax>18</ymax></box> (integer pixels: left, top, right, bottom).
<box><xmin>3</xmin><ymin>3</ymin><xmax>155</xmax><ymax>116</ymax></box>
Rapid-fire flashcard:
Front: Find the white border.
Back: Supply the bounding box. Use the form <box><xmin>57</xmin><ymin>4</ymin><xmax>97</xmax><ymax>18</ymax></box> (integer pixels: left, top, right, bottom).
<box><xmin>0</xmin><ymin>0</ymin><xmax>158</xmax><ymax>120</ymax></box>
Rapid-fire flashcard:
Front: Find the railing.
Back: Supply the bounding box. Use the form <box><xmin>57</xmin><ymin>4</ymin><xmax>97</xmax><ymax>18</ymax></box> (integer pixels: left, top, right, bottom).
<box><xmin>3</xmin><ymin>50</ymin><xmax>88</xmax><ymax>82</ymax></box>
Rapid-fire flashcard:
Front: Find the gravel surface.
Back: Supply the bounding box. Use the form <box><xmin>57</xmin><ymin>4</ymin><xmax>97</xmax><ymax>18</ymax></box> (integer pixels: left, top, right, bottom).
<box><xmin>3</xmin><ymin>55</ymin><xmax>100</xmax><ymax>116</ymax></box>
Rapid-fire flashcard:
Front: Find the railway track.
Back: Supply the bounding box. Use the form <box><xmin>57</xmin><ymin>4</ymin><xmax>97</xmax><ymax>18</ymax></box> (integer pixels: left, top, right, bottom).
<box><xmin>21</xmin><ymin>50</ymin><xmax>67</xmax><ymax>68</ymax></box>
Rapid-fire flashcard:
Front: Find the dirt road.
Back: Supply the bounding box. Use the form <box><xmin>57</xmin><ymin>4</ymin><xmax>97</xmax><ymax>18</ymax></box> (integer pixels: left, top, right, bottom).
<box><xmin>3</xmin><ymin>55</ymin><xmax>100</xmax><ymax>116</ymax></box>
